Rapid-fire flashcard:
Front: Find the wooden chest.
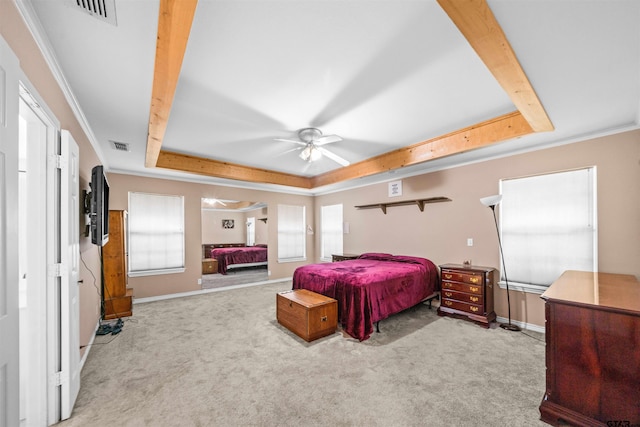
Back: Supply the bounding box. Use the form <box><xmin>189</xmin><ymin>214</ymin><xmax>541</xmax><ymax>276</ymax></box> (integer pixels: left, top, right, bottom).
<box><xmin>438</xmin><ymin>264</ymin><xmax>496</xmax><ymax>327</ymax></box>
<box><xmin>202</xmin><ymin>258</ymin><xmax>218</xmax><ymax>274</ymax></box>
<box><xmin>276</xmin><ymin>289</ymin><xmax>337</xmax><ymax>342</ymax></box>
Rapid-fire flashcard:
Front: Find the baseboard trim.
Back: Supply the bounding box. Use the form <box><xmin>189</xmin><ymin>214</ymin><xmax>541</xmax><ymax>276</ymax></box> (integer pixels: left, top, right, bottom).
<box><xmin>133</xmin><ymin>277</ymin><xmax>292</xmax><ymax>305</ymax></box>
<box><xmin>496</xmin><ymin>316</ymin><xmax>545</xmax><ymax>334</ymax></box>
<box><xmin>80</xmin><ymin>319</ymin><xmax>101</xmax><ymax>371</ymax></box>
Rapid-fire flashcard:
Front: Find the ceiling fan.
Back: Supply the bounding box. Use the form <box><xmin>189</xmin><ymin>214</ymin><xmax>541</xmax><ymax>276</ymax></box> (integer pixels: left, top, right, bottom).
<box><xmin>275</xmin><ymin>128</ymin><xmax>350</xmax><ymax>167</ymax></box>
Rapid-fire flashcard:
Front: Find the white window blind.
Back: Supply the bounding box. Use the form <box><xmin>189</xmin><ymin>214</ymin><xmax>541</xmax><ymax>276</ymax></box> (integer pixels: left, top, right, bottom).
<box><xmin>128</xmin><ymin>192</ymin><xmax>185</xmax><ymax>276</ymax></box>
<box><xmin>277</xmin><ymin>204</ymin><xmax>306</xmax><ymax>262</ymax></box>
<box><xmin>500</xmin><ymin>167</ymin><xmax>596</xmax><ymax>292</ymax></box>
<box><xmin>321</xmin><ymin>204</ymin><xmax>343</xmax><ymax>261</ymax></box>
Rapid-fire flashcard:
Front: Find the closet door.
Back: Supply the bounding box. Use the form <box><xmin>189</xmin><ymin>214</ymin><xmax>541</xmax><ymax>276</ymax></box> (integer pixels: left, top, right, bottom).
<box><xmin>0</xmin><ymin>35</ymin><xmax>20</xmax><ymax>427</ymax></box>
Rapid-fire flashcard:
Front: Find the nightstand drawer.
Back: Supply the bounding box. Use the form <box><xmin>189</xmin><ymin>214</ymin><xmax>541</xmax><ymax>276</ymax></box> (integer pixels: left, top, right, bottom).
<box><xmin>441</xmin><ymin>270</ymin><xmax>483</xmax><ymax>285</ymax></box>
<box><xmin>441</xmin><ymin>298</ymin><xmax>483</xmax><ymax>315</ymax></box>
<box><xmin>442</xmin><ymin>289</ymin><xmax>484</xmax><ymax>305</ymax></box>
<box><xmin>441</xmin><ymin>280</ymin><xmax>483</xmax><ymax>295</ymax></box>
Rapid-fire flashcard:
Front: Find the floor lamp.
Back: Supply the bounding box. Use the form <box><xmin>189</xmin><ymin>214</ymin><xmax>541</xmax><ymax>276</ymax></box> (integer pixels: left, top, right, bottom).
<box><xmin>480</xmin><ymin>195</ymin><xmax>521</xmax><ymax>332</ymax></box>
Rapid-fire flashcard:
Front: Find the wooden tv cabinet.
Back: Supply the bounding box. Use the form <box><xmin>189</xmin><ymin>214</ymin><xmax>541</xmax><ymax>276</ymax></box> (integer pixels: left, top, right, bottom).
<box><xmin>539</xmin><ymin>270</ymin><xmax>640</xmax><ymax>426</ymax></box>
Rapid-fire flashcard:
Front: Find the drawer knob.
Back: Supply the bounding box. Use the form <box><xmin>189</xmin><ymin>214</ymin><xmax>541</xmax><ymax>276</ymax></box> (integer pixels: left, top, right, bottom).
<box><xmin>445</xmin><ymin>292</ymin><xmax>452</xmax><ymax>297</ymax></box>
<box><xmin>470</xmin><ymin>306</ymin><xmax>479</xmax><ymax>312</ymax></box>
<box><xmin>445</xmin><ymin>301</ymin><xmax>452</xmax><ymax>306</ymax></box>
<box><xmin>470</xmin><ymin>277</ymin><xmax>480</xmax><ymax>284</ymax></box>
<box><xmin>444</xmin><ymin>274</ymin><xmax>453</xmax><ymax>279</ymax></box>
<box><xmin>470</xmin><ymin>296</ymin><xmax>479</xmax><ymax>302</ymax></box>
<box><xmin>289</xmin><ymin>302</ymin><xmax>292</xmax><ymax>307</ymax></box>
<box><xmin>321</xmin><ymin>316</ymin><xmax>327</xmax><ymax>322</ymax></box>
<box><xmin>470</xmin><ymin>286</ymin><xmax>479</xmax><ymax>293</ymax></box>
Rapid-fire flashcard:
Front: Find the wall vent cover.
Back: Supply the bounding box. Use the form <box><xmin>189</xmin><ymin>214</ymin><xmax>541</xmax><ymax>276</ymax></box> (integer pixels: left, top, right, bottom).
<box><xmin>109</xmin><ymin>140</ymin><xmax>129</xmax><ymax>152</ymax></box>
<box><xmin>67</xmin><ymin>0</ymin><xmax>117</xmax><ymax>26</ymax></box>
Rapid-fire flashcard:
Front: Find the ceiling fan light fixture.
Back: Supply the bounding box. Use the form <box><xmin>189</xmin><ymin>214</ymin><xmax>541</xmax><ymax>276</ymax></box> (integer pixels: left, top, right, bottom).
<box><xmin>299</xmin><ymin>144</ymin><xmax>322</xmax><ymax>162</ymax></box>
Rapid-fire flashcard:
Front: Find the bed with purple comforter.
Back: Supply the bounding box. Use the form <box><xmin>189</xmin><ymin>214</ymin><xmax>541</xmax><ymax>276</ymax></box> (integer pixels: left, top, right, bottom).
<box><xmin>209</xmin><ymin>245</ymin><xmax>267</xmax><ymax>274</ymax></box>
<box><xmin>292</xmin><ymin>253</ymin><xmax>439</xmax><ymax>341</ymax></box>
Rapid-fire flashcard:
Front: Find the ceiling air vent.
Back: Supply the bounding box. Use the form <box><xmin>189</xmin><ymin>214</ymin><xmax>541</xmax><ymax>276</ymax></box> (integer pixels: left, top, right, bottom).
<box><xmin>67</xmin><ymin>0</ymin><xmax>117</xmax><ymax>26</ymax></box>
<box><xmin>109</xmin><ymin>140</ymin><xmax>129</xmax><ymax>152</ymax></box>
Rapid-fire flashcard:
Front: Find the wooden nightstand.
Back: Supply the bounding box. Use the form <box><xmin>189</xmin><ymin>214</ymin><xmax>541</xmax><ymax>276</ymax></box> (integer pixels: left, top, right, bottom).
<box><xmin>331</xmin><ymin>253</ymin><xmax>360</xmax><ymax>262</ymax></box>
<box><xmin>437</xmin><ymin>264</ymin><xmax>496</xmax><ymax>328</ymax></box>
<box><xmin>202</xmin><ymin>258</ymin><xmax>218</xmax><ymax>274</ymax></box>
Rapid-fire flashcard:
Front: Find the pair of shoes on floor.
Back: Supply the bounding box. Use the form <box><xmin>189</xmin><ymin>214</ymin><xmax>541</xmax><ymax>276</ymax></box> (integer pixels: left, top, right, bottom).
<box><xmin>96</xmin><ymin>318</ymin><xmax>124</xmax><ymax>336</ymax></box>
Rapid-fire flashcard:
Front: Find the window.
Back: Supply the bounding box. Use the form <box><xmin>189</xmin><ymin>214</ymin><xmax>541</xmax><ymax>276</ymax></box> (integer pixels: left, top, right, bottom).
<box><xmin>277</xmin><ymin>204</ymin><xmax>306</xmax><ymax>262</ymax></box>
<box><xmin>321</xmin><ymin>204</ymin><xmax>343</xmax><ymax>261</ymax></box>
<box><xmin>128</xmin><ymin>192</ymin><xmax>185</xmax><ymax>276</ymax></box>
<box><xmin>500</xmin><ymin>167</ymin><xmax>597</xmax><ymax>293</ymax></box>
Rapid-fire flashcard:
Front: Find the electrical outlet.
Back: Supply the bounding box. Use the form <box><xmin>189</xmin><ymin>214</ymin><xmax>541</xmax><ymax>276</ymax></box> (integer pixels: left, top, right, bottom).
<box><xmin>197</xmin><ymin>278</ymin><xmax>202</xmax><ymax>285</ymax></box>
<box><xmin>467</xmin><ymin>238</ymin><xmax>474</xmax><ymax>247</ymax></box>
<box><xmin>268</xmin><ymin>270</ymin><xmax>271</xmax><ymax>276</ymax></box>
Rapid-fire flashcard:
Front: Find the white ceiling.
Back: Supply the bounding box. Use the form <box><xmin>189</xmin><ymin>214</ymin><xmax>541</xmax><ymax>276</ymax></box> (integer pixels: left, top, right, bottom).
<box><xmin>22</xmin><ymin>0</ymin><xmax>640</xmax><ymax>195</ymax></box>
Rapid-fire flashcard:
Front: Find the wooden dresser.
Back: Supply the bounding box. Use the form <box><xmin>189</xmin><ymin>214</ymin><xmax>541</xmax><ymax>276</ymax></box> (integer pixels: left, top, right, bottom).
<box><xmin>437</xmin><ymin>264</ymin><xmax>496</xmax><ymax>327</ymax></box>
<box><xmin>539</xmin><ymin>270</ymin><xmax>640</xmax><ymax>426</ymax></box>
<box><xmin>102</xmin><ymin>210</ymin><xmax>133</xmax><ymax>319</ymax></box>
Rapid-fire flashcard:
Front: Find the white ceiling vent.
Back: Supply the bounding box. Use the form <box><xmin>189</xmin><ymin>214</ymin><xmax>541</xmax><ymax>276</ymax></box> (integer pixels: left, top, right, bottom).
<box><xmin>109</xmin><ymin>140</ymin><xmax>129</xmax><ymax>152</ymax></box>
<box><xmin>67</xmin><ymin>0</ymin><xmax>117</xmax><ymax>26</ymax></box>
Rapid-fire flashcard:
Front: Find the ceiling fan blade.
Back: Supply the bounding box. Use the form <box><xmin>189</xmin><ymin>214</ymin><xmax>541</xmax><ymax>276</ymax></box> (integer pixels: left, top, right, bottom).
<box><xmin>274</xmin><ymin>138</ymin><xmax>307</xmax><ymax>146</ymax></box>
<box><xmin>314</xmin><ymin>134</ymin><xmax>343</xmax><ymax>146</ymax></box>
<box><xmin>317</xmin><ymin>146</ymin><xmax>350</xmax><ymax>167</ymax></box>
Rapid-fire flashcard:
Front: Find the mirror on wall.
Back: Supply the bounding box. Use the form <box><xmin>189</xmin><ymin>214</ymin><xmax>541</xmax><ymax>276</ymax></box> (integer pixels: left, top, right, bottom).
<box><xmin>200</xmin><ymin>198</ymin><xmax>268</xmax><ymax>290</ymax></box>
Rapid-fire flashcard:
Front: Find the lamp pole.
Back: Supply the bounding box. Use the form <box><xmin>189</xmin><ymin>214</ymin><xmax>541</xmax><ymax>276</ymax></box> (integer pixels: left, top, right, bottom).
<box><xmin>489</xmin><ymin>204</ymin><xmax>520</xmax><ymax>332</ymax></box>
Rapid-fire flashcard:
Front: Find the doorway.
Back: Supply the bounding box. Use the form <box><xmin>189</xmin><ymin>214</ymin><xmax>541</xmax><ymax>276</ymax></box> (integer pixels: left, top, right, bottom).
<box><xmin>19</xmin><ymin>88</ymin><xmax>53</xmax><ymax>425</ymax></box>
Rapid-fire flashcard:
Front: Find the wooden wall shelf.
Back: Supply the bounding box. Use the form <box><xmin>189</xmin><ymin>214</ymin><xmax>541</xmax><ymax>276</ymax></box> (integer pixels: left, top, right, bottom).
<box><xmin>355</xmin><ymin>197</ymin><xmax>451</xmax><ymax>214</ymax></box>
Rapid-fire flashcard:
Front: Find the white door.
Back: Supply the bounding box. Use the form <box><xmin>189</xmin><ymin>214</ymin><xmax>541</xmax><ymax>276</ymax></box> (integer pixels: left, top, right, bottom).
<box><xmin>0</xmin><ymin>36</ymin><xmax>21</xmax><ymax>427</ymax></box>
<box><xmin>59</xmin><ymin>130</ymin><xmax>80</xmax><ymax>420</ymax></box>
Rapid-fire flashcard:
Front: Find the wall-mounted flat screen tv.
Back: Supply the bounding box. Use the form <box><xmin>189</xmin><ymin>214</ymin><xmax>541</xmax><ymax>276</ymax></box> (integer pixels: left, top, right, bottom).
<box><xmin>90</xmin><ymin>165</ymin><xmax>110</xmax><ymax>246</ymax></box>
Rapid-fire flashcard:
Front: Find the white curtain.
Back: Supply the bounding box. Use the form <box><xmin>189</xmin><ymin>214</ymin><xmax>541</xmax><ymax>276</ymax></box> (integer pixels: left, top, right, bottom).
<box><xmin>500</xmin><ymin>167</ymin><xmax>596</xmax><ymax>289</ymax></box>
<box><xmin>277</xmin><ymin>204</ymin><xmax>306</xmax><ymax>261</ymax></box>
<box><xmin>321</xmin><ymin>204</ymin><xmax>343</xmax><ymax>261</ymax></box>
<box><xmin>128</xmin><ymin>192</ymin><xmax>184</xmax><ymax>274</ymax></box>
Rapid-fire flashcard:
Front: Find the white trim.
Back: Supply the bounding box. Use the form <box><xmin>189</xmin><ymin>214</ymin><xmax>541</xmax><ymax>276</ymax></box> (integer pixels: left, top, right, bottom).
<box><xmin>133</xmin><ymin>278</ymin><xmax>291</xmax><ymax>304</ymax></box>
<box><xmin>277</xmin><ymin>257</ymin><xmax>307</xmax><ymax>263</ymax></box>
<box><xmin>79</xmin><ymin>319</ymin><xmax>100</xmax><ymax>372</ymax></box>
<box><xmin>497</xmin><ymin>281</ymin><xmax>547</xmax><ymax>295</ymax></box>
<box><xmin>128</xmin><ymin>267</ymin><xmax>185</xmax><ymax>278</ymax></box>
<box><xmin>496</xmin><ymin>316</ymin><xmax>545</xmax><ymax>334</ymax></box>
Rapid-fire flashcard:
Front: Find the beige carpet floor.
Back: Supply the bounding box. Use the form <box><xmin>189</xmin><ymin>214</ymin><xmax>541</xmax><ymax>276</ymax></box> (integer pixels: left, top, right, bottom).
<box><xmin>60</xmin><ymin>281</ymin><xmax>547</xmax><ymax>427</ymax></box>
<box><xmin>201</xmin><ymin>267</ymin><xmax>269</xmax><ymax>290</ymax></box>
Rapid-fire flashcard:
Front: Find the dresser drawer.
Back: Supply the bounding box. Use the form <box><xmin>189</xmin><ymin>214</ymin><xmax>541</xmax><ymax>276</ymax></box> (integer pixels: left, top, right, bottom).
<box><xmin>441</xmin><ymin>280</ymin><xmax>483</xmax><ymax>295</ymax></box>
<box><xmin>442</xmin><ymin>289</ymin><xmax>484</xmax><ymax>305</ymax></box>
<box><xmin>441</xmin><ymin>270</ymin><xmax>483</xmax><ymax>285</ymax></box>
<box><xmin>441</xmin><ymin>298</ymin><xmax>484</xmax><ymax>315</ymax></box>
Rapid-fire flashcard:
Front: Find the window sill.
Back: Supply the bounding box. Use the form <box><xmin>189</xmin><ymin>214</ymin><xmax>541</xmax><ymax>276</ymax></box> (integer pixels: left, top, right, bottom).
<box><xmin>277</xmin><ymin>257</ymin><xmax>307</xmax><ymax>263</ymax></box>
<box><xmin>497</xmin><ymin>281</ymin><xmax>548</xmax><ymax>295</ymax></box>
<box><xmin>129</xmin><ymin>267</ymin><xmax>185</xmax><ymax>278</ymax></box>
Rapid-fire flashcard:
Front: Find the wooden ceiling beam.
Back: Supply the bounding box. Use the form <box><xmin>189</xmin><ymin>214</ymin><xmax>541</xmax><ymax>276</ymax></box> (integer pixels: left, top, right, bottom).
<box><xmin>156</xmin><ymin>151</ymin><xmax>313</xmax><ymax>189</ymax></box>
<box><xmin>437</xmin><ymin>0</ymin><xmax>554</xmax><ymax>133</ymax></box>
<box><xmin>310</xmin><ymin>111</ymin><xmax>532</xmax><ymax>189</ymax></box>
<box><xmin>145</xmin><ymin>0</ymin><xmax>198</xmax><ymax>168</ymax></box>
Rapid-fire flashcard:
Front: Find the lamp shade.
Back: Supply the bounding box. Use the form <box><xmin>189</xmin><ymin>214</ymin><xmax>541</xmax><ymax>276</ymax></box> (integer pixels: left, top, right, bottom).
<box><xmin>480</xmin><ymin>194</ymin><xmax>503</xmax><ymax>207</ymax></box>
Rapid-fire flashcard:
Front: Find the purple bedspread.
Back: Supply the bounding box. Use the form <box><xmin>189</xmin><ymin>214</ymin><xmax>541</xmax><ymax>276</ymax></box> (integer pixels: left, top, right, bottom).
<box><xmin>292</xmin><ymin>253</ymin><xmax>439</xmax><ymax>341</ymax></box>
<box><xmin>210</xmin><ymin>246</ymin><xmax>267</xmax><ymax>274</ymax></box>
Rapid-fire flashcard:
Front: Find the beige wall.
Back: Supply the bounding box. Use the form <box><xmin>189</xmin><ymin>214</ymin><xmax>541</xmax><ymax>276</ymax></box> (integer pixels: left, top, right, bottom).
<box><xmin>1</xmin><ymin>1</ymin><xmax>103</xmax><ymax>355</ymax></box>
<box><xmin>316</xmin><ymin>130</ymin><xmax>640</xmax><ymax>327</ymax></box>
<box><xmin>202</xmin><ymin>210</ymin><xmax>246</xmax><ymax>244</ymax></box>
<box><xmin>107</xmin><ymin>173</ymin><xmax>314</xmax><ymax>298</ymax></box>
